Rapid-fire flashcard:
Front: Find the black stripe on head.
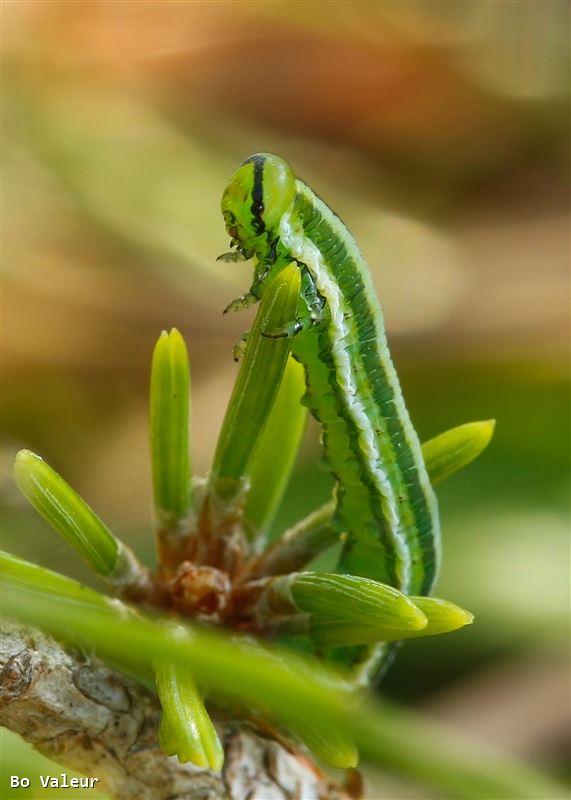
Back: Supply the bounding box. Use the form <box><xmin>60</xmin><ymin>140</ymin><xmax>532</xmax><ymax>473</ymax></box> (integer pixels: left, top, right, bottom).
<box><xmin>244</xmin><ymin>154</ymin><xmax>266</xmax><ymax>235</ymax></box>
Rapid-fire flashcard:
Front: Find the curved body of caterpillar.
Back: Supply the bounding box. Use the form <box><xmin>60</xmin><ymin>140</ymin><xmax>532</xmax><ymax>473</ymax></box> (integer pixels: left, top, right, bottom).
<box><xmin>220</xmin><ymin>153</ymin><xmax>440</xmax><ymax>597</ymax></box>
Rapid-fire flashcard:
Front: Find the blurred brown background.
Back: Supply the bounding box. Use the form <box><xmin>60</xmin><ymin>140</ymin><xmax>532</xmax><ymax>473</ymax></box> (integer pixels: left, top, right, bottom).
<box><xmin>2</xmin><ymin>2</ymin><xmax>569</xmax><ymax>797</ymax></box>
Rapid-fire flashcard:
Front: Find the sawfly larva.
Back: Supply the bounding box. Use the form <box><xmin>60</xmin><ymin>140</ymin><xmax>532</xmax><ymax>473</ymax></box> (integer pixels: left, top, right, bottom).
<box><xmin>219</xmin><ymin>153</ymin><xmax>440</xmax><ymax>600</ymax></box>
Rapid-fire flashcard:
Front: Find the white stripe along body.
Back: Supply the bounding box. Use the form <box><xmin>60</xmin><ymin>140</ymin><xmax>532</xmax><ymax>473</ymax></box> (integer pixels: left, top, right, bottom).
<box><xmin>221</xmin><ymin>154</ymin><xmax>440</xmax><ymax>598</ymax></box>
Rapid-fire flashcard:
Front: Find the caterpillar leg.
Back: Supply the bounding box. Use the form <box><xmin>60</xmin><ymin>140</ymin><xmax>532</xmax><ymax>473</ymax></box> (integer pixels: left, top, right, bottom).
<box><xmin>217</xmin><ymin>249</ymin><xmax>246</xmax><ymax>263</ymax></box>
<box><xmin>223</xmin><ymin>259</ymin><xmax>275</xmax><ymax>315</ymax></box>
<box><xmin>223</xmin><ymin>292</ymin><xmax>259</xmax><ymax>314</ymax></box>
<box><xmin>232</xmin><ymin>331</ymin><xmax>249</xmax><ymax>362</ymax></box>
<box><xmin>263</xmin><ymin>267</ymin><xmax>325</xmax><ymax>339</ymax></box>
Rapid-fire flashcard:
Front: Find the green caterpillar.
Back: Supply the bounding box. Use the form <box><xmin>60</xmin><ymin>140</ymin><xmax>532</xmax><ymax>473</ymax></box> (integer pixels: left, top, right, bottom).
<box><xmin>219</xmin><ymin>153</ymin><xmax>440</xmax><ymax>598</ymax></box>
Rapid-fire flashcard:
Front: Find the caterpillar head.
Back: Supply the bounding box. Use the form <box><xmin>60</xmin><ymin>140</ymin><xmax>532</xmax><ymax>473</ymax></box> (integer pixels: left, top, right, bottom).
<box><xmin>221</xmin><ymin>153</ymin><xmax>296</xmax><ymax>259</ymax></box>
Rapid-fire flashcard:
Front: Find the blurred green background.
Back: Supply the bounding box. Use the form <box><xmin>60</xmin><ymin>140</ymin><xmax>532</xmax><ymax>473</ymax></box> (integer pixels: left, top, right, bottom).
<box><xmin>2</xmin><ymin>2</ymin><xmax>569</xmax><ymax>798</ymax></box>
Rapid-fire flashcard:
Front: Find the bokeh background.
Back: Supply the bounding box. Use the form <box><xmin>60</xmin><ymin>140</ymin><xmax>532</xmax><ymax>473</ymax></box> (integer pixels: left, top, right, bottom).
<box><xmin>2</xmin><ymin>2</ymin><xmax>569</xmax><ymax>798</ymax></box>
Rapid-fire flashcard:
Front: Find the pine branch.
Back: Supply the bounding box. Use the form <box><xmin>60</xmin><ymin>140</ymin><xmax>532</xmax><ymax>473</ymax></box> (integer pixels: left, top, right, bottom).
<box><xmin>0</xmin><ymin>623</ymin><xmax>350</xmax><ymax>800</ymax></box>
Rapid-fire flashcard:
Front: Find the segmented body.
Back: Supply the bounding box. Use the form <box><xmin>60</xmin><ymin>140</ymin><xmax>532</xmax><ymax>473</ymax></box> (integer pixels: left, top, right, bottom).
<box><xmin>221</xmin><ymin>154</ymin><xmax>440</xmax><ymax>597</ymax></box>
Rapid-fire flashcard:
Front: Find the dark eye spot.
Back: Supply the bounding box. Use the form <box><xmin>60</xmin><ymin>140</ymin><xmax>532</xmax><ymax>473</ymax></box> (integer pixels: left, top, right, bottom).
<box><xmin>252</xmin><ymin>202</ymin><xmax>264</xmax><ymax>215</ymax></box>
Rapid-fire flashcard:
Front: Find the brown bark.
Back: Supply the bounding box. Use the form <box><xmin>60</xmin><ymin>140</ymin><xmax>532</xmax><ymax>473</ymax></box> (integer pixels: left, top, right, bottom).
<box><xmin>0</xmin><ymin>623</ymin><xmax>352</xmax><ymax>800</ymax></box>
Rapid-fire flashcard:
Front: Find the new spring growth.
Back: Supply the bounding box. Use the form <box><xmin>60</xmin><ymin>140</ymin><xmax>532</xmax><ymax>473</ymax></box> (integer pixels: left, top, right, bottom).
<box><xmin>1</xmin><ymin>550</ymin><xmax>114</xmax><ymax>611</ymax></box>
<box><xmin>210</xmin><ymin>264</ymin><xmax>301</xmax><ymax>502</ymax></box>
<box><xmin>243</xmin><ymin>355</ymin><xmax>307</xmax><ymax>542</ymax></box>
<box><xmin>255</xmin><ymin>572</ymin><xmax>473</xmax><ymax>647</ymax></box>
<box><xmin>150</xmin><ymin>328</ymin><xmax>192</xmax><ymax>526</ymax></box>
<box><xmin>150</xmin><ymin>328</ymin><xmax>192</xmax><ymax>567</ymax></box>
<box><xmin>422</xmin><ymin>420</ymin><xmax>496</xmax><ymax>486</ymax></box>
<box><xmin>156</xmin><ymin>653</ymin><xmax>224</xmax><ymax>771</ymax></box>
<box><xmin>258</xmin><ymin>572</ymin><xmax>424</xmax><ymax>645</ymax></box>
<box><xmin>406</xmin><ymin>597</ymin><xmax>474</xmax><ymax>638</ymax></box>
<box><xmin>285</xmin><ymin>716</ymin><xmax>358</xmax><ymax>769</ymax></box>
<box><xmin>291</xmin><ymin>573</ymin><xmax>426</xmax><ymax>646</ymax></box>
<box><xmin>13</xmin><ymin>450</ymin><xmax>149</xmax><ymax>596</ymax></box>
